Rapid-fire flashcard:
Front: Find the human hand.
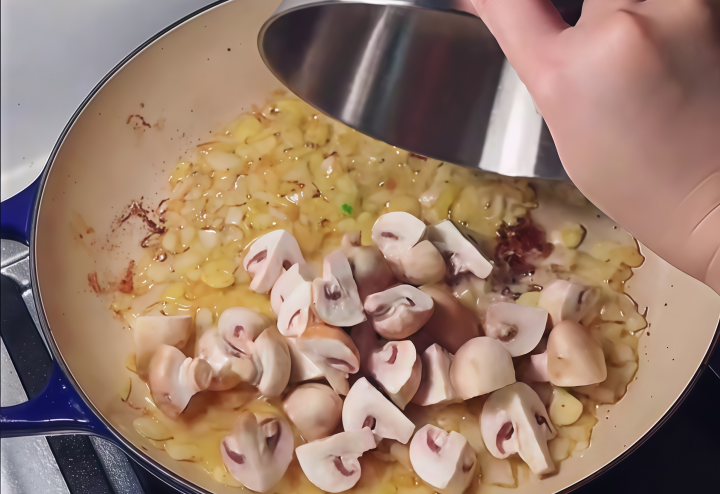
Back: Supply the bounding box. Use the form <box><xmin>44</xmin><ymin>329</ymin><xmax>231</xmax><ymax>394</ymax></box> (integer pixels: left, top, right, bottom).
<box><xmin>472</xmin><ymin>0</ymin><xmax>720</xmax><ymax>294</ymax></box>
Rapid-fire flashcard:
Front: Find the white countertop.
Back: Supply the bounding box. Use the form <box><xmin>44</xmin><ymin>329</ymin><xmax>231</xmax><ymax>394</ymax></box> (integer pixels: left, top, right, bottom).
<box><xmin>1</xmin><ymin>3</ymin><xmax>216</xmax><ymax>494</ymax></box>
<box><xmin>0</xmin><ymin>0</ymin><xmax>217</xmax><ymax>201</ymax></box>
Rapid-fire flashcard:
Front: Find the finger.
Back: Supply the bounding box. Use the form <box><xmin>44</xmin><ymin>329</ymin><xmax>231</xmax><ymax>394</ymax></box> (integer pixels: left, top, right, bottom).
<box><xmin>581</xmin><ymin>0</ymin><xmax>643</xmax><ymax>19</ymax></box>
<box><xmin>471</xmin><ymin>0</ymin><xmax>569</xmax><ymax>75</ymax></box>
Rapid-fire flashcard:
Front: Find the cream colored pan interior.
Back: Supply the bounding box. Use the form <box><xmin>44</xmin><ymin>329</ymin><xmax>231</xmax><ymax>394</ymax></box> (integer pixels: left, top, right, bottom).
<box><xmin>31</xmin><ymin>0</ymin><xmax>720</xmax><ymax>492</ymax></box>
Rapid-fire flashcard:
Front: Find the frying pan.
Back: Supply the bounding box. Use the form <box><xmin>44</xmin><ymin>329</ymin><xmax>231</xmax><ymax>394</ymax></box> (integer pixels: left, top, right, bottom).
<box><xmin>1</xmin><ymin>1</ymin><xmax>719</xmax><ymax>493</ymax></box>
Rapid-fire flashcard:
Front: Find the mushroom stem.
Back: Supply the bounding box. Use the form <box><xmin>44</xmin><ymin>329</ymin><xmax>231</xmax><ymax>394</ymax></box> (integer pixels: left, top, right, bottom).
<box><xmin>412</xmin><ymin>344</ymin><xmax>457</xmax><ymax>406</ymax></box>
<box><xmin>296</xmin><ymin>322</ymin><xmax>361</xmax><ymax>395</ymax></box>
<box><xmin>342</xmin><ymin>378</ymin><xmax>415</xmax><ymax>444</ymax></box>
<box><xmin>296</xmin><ymin>428</ymin><xmax>377</xmax><ymax>493</ymax></box>
<box><xmin>148</xmin><ymin>345</ymin><xmax>212</xmax><ymax>419</ymax></box>
<box><xmin>480</xmin><ymin>382</ymin><xmax>557</xmax><ymax>476</ymax></box>
<box><xmin>368</xmin><ymin>341</ymin><xmax>423</xmax><ymax>409</ymax></box>
<box><xmin>409</xmin><ymin>424</ymin><xmax>477</xmax><ymax>494</ymax></box>
<box><xmin>364</xmin><ymin>285</ymin><xmax>434</xmax><ymax>340</ymax></box>
<box><xmin>221</xmin><ymin>411</ymin><xmax>294</xmax><ymax>492</ymax></box>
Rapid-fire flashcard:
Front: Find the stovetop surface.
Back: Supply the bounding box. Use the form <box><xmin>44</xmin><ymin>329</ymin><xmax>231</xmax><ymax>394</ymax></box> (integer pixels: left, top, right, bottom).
<box><xmin>2</xmin><ymin>1</ymin><xmax>719</xmax><ymax>493</ymax></box>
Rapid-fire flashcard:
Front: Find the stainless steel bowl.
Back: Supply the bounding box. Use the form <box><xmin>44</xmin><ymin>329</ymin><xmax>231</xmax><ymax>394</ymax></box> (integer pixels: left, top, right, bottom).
<box><xmin>259</xmin><ymin>0</ymin><xmax>569</xmax><ymax>179</ymax></box>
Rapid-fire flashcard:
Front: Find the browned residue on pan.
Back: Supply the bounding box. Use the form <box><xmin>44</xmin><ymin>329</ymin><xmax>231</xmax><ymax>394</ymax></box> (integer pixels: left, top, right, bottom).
<box><xmin>88</xmin><ymin>272</ymin><xmax>102</xmax><ymax>293</ymax></box>
<box><xmin>409</xmin><ymin>152</ymin><xmax>428</xmax><ymax>161</ymax></box>
<box><xmin>117</xmin><ymin>261</ymin><xmax>135</xmax><ymax>294</ymax></box>
<box><xmin>127</xmin><ymin>114</ymin><xmax>152</xmax><ymax>129</ymax></box>
<box><xmin>116</xmin><ymin>201</ymin><xmax>166</xmax><ymax>236</ymax></box>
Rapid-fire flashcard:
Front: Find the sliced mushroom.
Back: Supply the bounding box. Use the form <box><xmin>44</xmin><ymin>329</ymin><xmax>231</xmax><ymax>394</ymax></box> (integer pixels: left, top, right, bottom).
<box><xmin>277</xmin><ymin>280</ymin><xmax>313</xmax><ymax>337</ymax></box>
<box><xmin>427</xmin><ymin>220</ymin><xmax>493</xmax><ymax>279</ymax></box>
<box><xmin>400</xmin><ymin>240</ymin><xmax>447</xmax><ymax>285</ymax></box>
<box><xmin>349</xmin><ymin>321</ymin><xmax>383</xmax><ymax>369</ymax></box>
<box><xmin>372</xmin><ymin>212</ymin><xmax>426</xmax><ymax>254</ymax></box>
<box><xmin>271</xmin><ymin>262</ymin><xmax>312</xmax><ymax>315</ymax></box>
<box><xmin>148</xmin><ymin>345</ymin><xmax>212</xmax><ymax>419</ymax></box>
<box><xmin>254</xmin><ymin>326</ymin><xmax>291</xmax><ymax>397</ymax></box>
<box><xmin>134</xmin><ymin>315</ymin><xmax>192</xmax><ymax>378</ymax></box>
<box><xmin>484</xmin><ymin>302</ymin><xmax>548</xmax><ymax>357</ymax></box>
<box><xmin>409</xmin><ymin>424</ymin><xmax>477</xmax><ymax>494</ymax></box>
<box><xmin>537</xmin><ymin>280</ymin><xmax>600</xmax><ymax>326</ymax></box>
<box><xmin>196</xmin><ymin>328</ymin><xmax>260</xmax><ymax>390</ymax></box>
<box><xmin>312</xmin><ymin>250</ymin><xmax>366</xmax><ymax>327</ymax></box>
<box><xmin>296</xmin><ymin>322</ymin><xmax>361</xmax><ymax>395</ymax></box>
<box><xmin>367</xmin><ymin>340</ymin><xmax>422</xmax><ymax>409</ymax></box>
<box><xmin>364</xmin><ymin>285</ymin><xmax>434</xmax><ymax>340</ymax></box>
<box><xmin>518</xmin><ymin>320</ymin><xmax>606</xmax><ymax>387</ymax></box>
<box><xmin>218</xmin><ymin>307</ymin><xmax>272</xmax><ymax>359</ymax></box>
<box><xmin>547</xmin><ymin>320</ymin><xmax>606</xmax><ymax>386</ymax></box>
<box><xmin>518</xmin><ymin>352</ymin><xmax>551</xmax><ymax>383</ymax></box>
<box><xmin>286</xmin><ymin>336</ymin><xmax>324</xmax><ymax>383</ymax></box>
<box><xmin>243</xmin><ymin>229</ymin><xmax>305</xmax><ymax>294</ymax></box>
<box><xmin>480</xmin><ymin>382</ymin><xmax>557</xmax><ymax>476</ymax></box>
<box><xmin>450</xmin><ymin>337</ymin><xmax>516</xmax><ymax>400</ymax></box>
<box><xmin>371</xmin><ymin>212</ymin><xmax>445</xmax><ymax>285</ymax></box>
<box><xmin>412</xmin><ymin>344</ymin><xmax>457</xmax><ymax>406</ymax></box>
<box><xmin>410</xmin><ymin>284</ymin><xmax>480</xmax><ymax>353</ymax></box>
<box><xmin>296</xmin><ymin>428</ymin><xmax>377</xmax><ymax>493</ymax></box>
<box><xmin>342</xmin><ymin>377</ymin><xmax>415</xmax><ymax>444</ymax></box>
<box><xmin>221</xmin><ymin>411</ymin><xmax>294</xmax><ymax>492</ymax></box>
<box><xmin>283</xmin><ymin>383</ymin><xmax>343</xmax><ymax>441</ymax></box>
<box><xmin>341</xmin><ymin>231</ymin><xmax>395</xmax><ymax>301</ymax></box>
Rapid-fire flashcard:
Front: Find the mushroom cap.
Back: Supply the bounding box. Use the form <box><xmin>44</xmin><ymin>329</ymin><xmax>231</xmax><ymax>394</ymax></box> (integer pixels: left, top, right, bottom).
<box><xmin>341</xmin><ymin>232</ymin><xmax>396</xmax><ymax>301</ymax></box>
<box><xmin>450</xmin><ymin>337</ymin><xmax>516</xmax><ymax>400</ymax></box>
<box><xmin>342</xmin><ymin>377</ymin><xmax>416</xmax><ymax>444</ymax></box>
<box><xmin>428</xmin><ymin>220</ymin><xmax>494</xmax><ymax>279</ymax></box>
<box><xmin>271</xmin><ymin>262</ymin><xmax>312</xmax><ymax>315</ymax></box>
<box><xmin>546</xmin><ymin>320</ymin><xmax>607</xmax><ymax>387</ymax></box>
<box><xmin>411</xmin><ymin>284</ymin><xmax>480</xmax><ymax>353</ymax></box>
<box><xmin>480</xmin><ymin>382</ymin><xmax>557</xmax><ymax>476</ymax></box>
<box><xmin>538</xmin><ymin>280</ymin><xmax>600</xmax><ymax>326</ymax></box>
<box><xmin>243</xmin><ymin>229</ymin><xmax>305</xmax><ymax>294</ymax></box>
<box><xmin>148</xmin><ymin>345</ymin><xmax>212</xmax><ymax>419</ymax></box>
<box><xmin>517</xmin><ymin>352</ymin><xmax>551</xmax><ymax>384</ymax></box>
<box><xmin>349</xmin><ymin>321</ymin><xmax>383</xmax><ymax>369</ymax></box>
<box><xmin>196</xmin><ymin>329</ymin><xmax>260</xmax><ymax>390</ymax></box>
<box><xmin>283</xmin><ymin>383</ymin><xmax>343</xmax><ymax>441</ymax></box>
<box><xmin>277</xmin><ymin>280</ymin><xmax>313</xmax><ymax>337</ymax></box>
<box><xmin>364</xmin><ymin>285</ymin><xmax>434</xmax><ymax>340</ymax></box>
<box><xmin>484</xmin><ymin>302</ymin><xmax>549</xmax><ymax>357</ymax></box>
<box><xmin>296</xmin><ymin>428</ymin><xmax>377</xmax><ymax>493</ymax></box>
<box><xmin>312</xmin><ymin>250</ymin><xmax>366</xmax><ymax>327</ymax></box>
<box><xmin>370</xmin><ymin>212</ymin><xmax>445</xmax><ymax>285</ymax></box>
<box><xmin>221</xmin><ymin>411</ymin><xmax>294</xmax><ymax>492</ymax></box>
<box><xmin>409</xmin><ymin>424</ymin><xmax>477</xmax><ymax>494</ymax></box>
<box><xmin>367</xmin><ymin>340</ymin><xmax>423</xmax><ymax>409</ymax></box>
<box><xmin>371</xmin><ymin>212</ymin><xmax>427</xmax><ymax>255</ymax></box>
<box><xmin>400</xmin><ymin>241</ymin><xmax>446</xmax><ymax>285</ymax></box>
<box><xmin>254</xmin><ymin>326</ymin><xmax>291</xmax><ymax>397</ymax></box>
<box><xmin>134</xmin><ymin>315</ymin><xmax>192</xmax><ymax>378</ymax></box>
<box><xmin>218</xmin><ymin>307</ymin><xmax>272</xmax><ymax>358</ymax></box>
<box><xmin>286</xmin><ymin>336</ymin><xmax>324</xmax><ymax>383</ymax></box>
<box><xmin>296</xmin><ymin>322</ymin><xmax>361</xmax><ymax>395</ymax></box>
<box><xmin>412</xmin><ymin>344</ymin><xmax>457</xmax><ymax>406</ymax></box>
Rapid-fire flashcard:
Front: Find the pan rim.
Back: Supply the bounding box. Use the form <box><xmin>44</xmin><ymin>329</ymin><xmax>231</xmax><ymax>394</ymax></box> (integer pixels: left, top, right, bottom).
<box><xmin>26</xmin><ymin>0</ymin><xmax>720</xmax><ymax>492</ymax></box>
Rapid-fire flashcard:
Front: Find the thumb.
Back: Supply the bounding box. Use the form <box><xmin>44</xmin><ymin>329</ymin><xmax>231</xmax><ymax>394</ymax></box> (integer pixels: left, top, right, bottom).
<box><xmin>472</xmin><ymin>0</ymin><xmax>568</xmax><ymax>77</ymax></box>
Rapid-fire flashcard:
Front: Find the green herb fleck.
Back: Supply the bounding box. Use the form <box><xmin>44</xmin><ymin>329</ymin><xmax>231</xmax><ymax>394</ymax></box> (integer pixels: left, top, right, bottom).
<box><xmin>341</xmin><ymin>204</ymin><xmax>353</xmax><ymax>215</ymax></box>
